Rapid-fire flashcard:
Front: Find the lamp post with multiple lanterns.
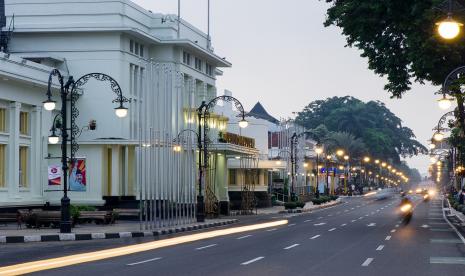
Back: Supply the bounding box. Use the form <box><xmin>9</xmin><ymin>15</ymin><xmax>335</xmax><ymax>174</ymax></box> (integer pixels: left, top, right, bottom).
<box><xmin>43</xmin><ymin>69</ymin><xmax>129</xmax><ymax>233</ymax></box>
<box><xmin>196</xmin><ymin>95</ymin><xmax>248</xmax><ymax>222</ymax></box>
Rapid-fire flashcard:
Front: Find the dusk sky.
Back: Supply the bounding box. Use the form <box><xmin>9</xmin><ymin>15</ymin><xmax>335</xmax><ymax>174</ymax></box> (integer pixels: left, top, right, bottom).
<box><xmin>133</xmin><ymin>0</ymin><xmax>448</xmax><ymax>174</ymax></box>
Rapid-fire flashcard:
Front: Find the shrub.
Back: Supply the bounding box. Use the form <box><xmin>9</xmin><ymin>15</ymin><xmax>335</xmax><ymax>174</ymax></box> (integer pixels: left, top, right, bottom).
<box><xmin>330</xmin><ymin>195</ymin><xmax>339</xmax><ymax>201</ymax></box>
<box><xmin>284</xmin><ymin>202</ymin><xmax>297</xmax><ymax>209</ymax></box>
<box><xmin>453</xmin><ymin>202</ymin><xmax>459</xmax><ymax>210</ymax></box>
<box><xmin>296</xmin><ymin>201</ymin><xmax>305</xmax><ymax>208</ymax></box>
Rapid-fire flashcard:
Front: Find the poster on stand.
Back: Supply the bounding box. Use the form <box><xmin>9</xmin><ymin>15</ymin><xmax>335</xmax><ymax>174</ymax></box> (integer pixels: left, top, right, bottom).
<box><xmin>69</xmin><ymin>158</ymin><xmax>86</xmax><ymax>191</ymax></box>
<box><xmin>48</xmin><ymin>165</ymin><xmax>61</xmax><ymax>186</ymax></box>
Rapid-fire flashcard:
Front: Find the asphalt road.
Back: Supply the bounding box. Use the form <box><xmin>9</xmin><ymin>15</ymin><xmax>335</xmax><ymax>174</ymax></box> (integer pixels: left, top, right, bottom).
<box><xmin>2</xmin><ymin>195</ymin><xmax>465</xmax><ymax>276</ymax></box>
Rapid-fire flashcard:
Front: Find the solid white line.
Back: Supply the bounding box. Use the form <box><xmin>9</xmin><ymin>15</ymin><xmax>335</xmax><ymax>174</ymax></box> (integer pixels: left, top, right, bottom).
<box><xmin>341</xmin><ymin>223</ymin><xmax>347</xmax><ymax>226</ymax></box>
<box><xmin>241</xmin><ymin>256</ymin><xmax>265</xmax><ymax>265</ymax></box>
<box><xmin>310</xmin><ymin>235</ymin><xmax>321</xmax><ymax>239</ymax></box>
<box><xmin>385</xmin><ymin>236</ymin><xmax>391</xmax><ymax>240</ymax></box>
<box><xmin>284</xmin><ymin>243</ymin><xmax>300</xmax><ymax>250</ymax></box>
<box><xmin>196</xmin><ymin>244</ymin><xmax>217</xmax><ymax>250</ymax></box>
<box><xmin>266</xmin><ymin>228</ymin><xmax>277</xmax><ymax>232</ymax></box>
<box><xmin>127</xmin><ymin>257</ymin><xmax>162</xmax><ymax>266</ymax></box>
<box><xmin>328</xmin><ymin>228</ymin><xmax>336</xmax><ymax>232</ymax></box>
<box><xmin>376</xmin><ymin>245</ymin><xmax>384</xmax><ymax>251</ymax></box>
<box><xmin>237</xmin><ymin>235</ymin><xmax>252</xmax><ymax>240</ymax></box>
<box><xmin>362</xmin><ymin>258</ymin><xmax>374</xmax><ymax>266</ymax></box>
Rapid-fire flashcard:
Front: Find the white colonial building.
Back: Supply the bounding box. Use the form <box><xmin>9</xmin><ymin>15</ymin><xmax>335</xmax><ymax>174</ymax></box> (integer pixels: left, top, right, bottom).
<box><xmin>0</xmin><ymin>0</ymin><xmax>255</xmax><ymax>221</ymax></box>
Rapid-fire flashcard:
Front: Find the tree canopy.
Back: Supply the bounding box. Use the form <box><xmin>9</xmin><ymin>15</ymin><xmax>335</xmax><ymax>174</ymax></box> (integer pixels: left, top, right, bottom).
<box><xmin>296</xmin><ymin>96</ymin><xmax>428</xmax><ymax>163</ymax></box>
<box><xmin>322</xmin><ymin>0</ymin><xmax>465</xmax><ymax>97</ymax></box>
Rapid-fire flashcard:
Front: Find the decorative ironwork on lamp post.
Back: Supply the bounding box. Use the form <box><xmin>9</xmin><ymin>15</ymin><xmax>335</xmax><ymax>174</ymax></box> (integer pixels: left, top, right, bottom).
<box><xmin>196</xmin><ymin>95</ymin><xmax>248</xmax><ymax>222</ymax></box>
<box><xmin>43</xmin><ymin>69</ymin><xmax>129</xmax><ymax>233</ymax></box>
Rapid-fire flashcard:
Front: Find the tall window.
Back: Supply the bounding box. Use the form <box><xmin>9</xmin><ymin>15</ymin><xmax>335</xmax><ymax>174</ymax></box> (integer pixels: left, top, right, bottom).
<box><xmin>0</xmin><ymin>108</ymin><xmax>5</xmax><ymax>132</ymax></box>
<box><xmin>195</xmin><ymin>57</ymin><xmax>202</xmax><ymax>71</ymax></box>
<box><xmin>19</xmin><ymin>111</ymin><xmax>29</xmax><ymax>135</ymax></box>
<box><xmin>183</xmin><ymin>51</ymin><xmax>191</xmax><ymax>65</ymax></box>
<box><xmin>229</xmin><ymin>169</ymin><xmax>237</xmax><ymax>185</ymax></box>
<box><xmin>206</xmin><ymin>63</ymin><xmax>214</xmax><ymax>76</ymax></box>
<box><xmin>0</xmin><ymin>144</ymin><xmax>5</xmax><ymax>188</ymax></box>
<box><xmin>19</xmin><ymin>146</ymin><xmax>28</xmax><ymax>188</ymax></box>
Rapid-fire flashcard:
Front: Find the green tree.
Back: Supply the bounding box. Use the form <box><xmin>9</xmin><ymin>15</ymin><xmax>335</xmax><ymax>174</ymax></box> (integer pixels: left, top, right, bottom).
<box><xmin>296</xmin><ymin>96</ymin><xmax>428</xmax><ymax>163</ymax></box>
<box><xmin>323</xmin><ymin>131</ymin><xmax>368</xmax><ymax>158</ymax></box>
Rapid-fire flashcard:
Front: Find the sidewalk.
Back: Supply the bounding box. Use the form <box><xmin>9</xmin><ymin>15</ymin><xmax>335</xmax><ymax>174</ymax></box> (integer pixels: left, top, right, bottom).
<box><xmin>255</xmin><ymin>198</ymin><xmax>342</xmax><ymax>215</ymax></box>
<box><xmin>0</xmin><ymin>219</ymin><xmax>237</xmax><ymax>244</ymax></box>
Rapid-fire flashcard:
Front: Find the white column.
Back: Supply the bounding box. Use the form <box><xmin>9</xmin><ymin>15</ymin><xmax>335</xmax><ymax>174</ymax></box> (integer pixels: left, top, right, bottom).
<box><xmin>111</xmin><ymin>145</ymin><xmax>120</xmax><ymax>196</ymax></box>
<box><xmin>31</xmin><ymin>106</ymin><xmax>43</xmax><ymax>198</ymax></box>
<box><xmin>8</xmin><ymin>102</ymin><xmax>20</xmax><ymax>198</ymax></box>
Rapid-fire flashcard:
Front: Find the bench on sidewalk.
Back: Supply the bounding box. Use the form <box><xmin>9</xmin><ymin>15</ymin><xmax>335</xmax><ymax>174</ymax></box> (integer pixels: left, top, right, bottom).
<box><xmin>113</xmin><ymin>208</ymin><xmax>140</xmax><ymax>220</ymax></box>
<box><xmin>24</xmin><ymin>211</ymin><xmax>63</xmax><ymax>229</ymax></box>
<box><xmin>78</xmin><ymin>211</ymin><xmax>114</xmax><ymax>225</ymax></box>
<box><xmin>0</xmin><ymin>213</ymin><xmax>22</xmax><ymax>228</ymax></box>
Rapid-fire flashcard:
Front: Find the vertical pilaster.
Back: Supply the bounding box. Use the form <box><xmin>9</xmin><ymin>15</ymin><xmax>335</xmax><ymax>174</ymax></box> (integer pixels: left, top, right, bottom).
<box><xmin>31</xmin><ymin>106</ymin><xmax>42</xmax><ymax>197</ymax></box>
<box><xmin>8</xmin><ymin>102</ymin><xmax>20</xmax><ymax>198</ymax></box>
<box><xmin>111</xmin><ymin>145</ymin><xmax>120</xmax><ymax>196</ymax></box>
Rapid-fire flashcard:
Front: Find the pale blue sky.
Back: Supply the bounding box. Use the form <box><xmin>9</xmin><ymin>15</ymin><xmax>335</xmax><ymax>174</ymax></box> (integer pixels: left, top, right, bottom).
<box><xmin>133</xmin><ymin>0</ymin><xmax>447</xmax><ymax>174</ymax></box>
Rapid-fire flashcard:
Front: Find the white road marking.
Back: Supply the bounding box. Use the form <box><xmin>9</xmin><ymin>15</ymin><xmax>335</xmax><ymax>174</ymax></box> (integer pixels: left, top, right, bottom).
<box><xmin>328</xmin><ymin>228</ymin><xmax>336</xmax><ymax>232</ymax></box>
<box><xmin>430</xmin><ymin>257</ymin><xmax>465</xmax><ymax>265</ymax></box>
<box><xmin>310</xmin><ymin>235</ymin><xmax>321</xmax><ymax>239</ymax></box>
<box><xmin>395</xmin><ymin>224</ymin><xmax>399</xmax><ymax>228</ymax></box>
<box><xmin>351</xmin><ymin>208</ymin><xmax>355</xmax><ymax>210</ymax></box>
<box><xmin>127</xmin><ymin>257</ymin><xmax>162</xmax><ymax>266</ymax></box>
<box><xmin>266</xmin><ymin>228</ymin><xmax>277</xmax><ymax>232</ymax></box>
<box><xmin>376</xmin><ymin>245</ymin><xmax>384</xmax><ymax>251</ymax></box>
<box><xmin>359</xmin><ymin>217</ymin><xmax>364</xmax><ymax>220</ymax></box>
<box><xmin>314</xmin><ymin>222</ymin><xmax>326</xmax><ymax>226</ymax></box>
<box><xmin>351</xmin><ymin>220</ymin><xmax>357</xmax><ymax>223</ymax></box>
<box><xmin>304</xmin><ymin>219</ymin><xmax>312</xmax><ymax>223</ymax></box>
<box><xmin>365</xmin><ymin>214</ymin><xmax>369</xmax><ymax>217</ymax></box>
<box><xmin>196</xmin><ymin>244</ymin><xmax>217</xmax><ymax>250</ymax></box>
<box><xmin>318</xmin><ymin>216</ymin><xmax>323</xmax><ymax>219</ymax></box>
<box><xmin>341</xmin><ymin>223</ymin><xmax>347</xmax><ymax>226</ymax></box>
<box><xmin>288</xmin><ymin>223</ymin><xmax>296</xmax><ymax>227</ymax></box>
<box><xmin>367</xmin><ymin>223</ymin><xmax>376</xmax><ymax>227</ymax></box>
<box><xmin>391</xmin><ymin>229</ymin><xmax>396</xmax><ymax>233</ymax></box>
<box><xmin>362</xmin><ymin>258</ymin><xmax>374</xmax><ymax>266</ymax></box>
<box><xmin>284</xmin><ymin>243</ymin><xmax>300</xmax><ymax>250</ymax></box>
<box><xmin>385</xmin><ymin>236</ymin><xmax>391</xmax><ymax>240</ymax></box>
<box><xmin>344</xmin><ymin>210</ymin><xmax>349</xmax><ymax>212</ymax></box>
<box><xmin>241</xmin><ymin>257</ymin><xmax>265</xmax><ymax>265</ymax></box>
<box><xmin>237</xmin><ymin>235</ymin><xmax>252</xmax><ymax>240</ymax></box>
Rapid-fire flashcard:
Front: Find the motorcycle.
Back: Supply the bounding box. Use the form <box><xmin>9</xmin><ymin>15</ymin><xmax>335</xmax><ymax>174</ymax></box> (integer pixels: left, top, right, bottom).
<box><xmin>399</xmin><ymin>199</ymin><xmax>413</xmax><ymax>223</ymax></box>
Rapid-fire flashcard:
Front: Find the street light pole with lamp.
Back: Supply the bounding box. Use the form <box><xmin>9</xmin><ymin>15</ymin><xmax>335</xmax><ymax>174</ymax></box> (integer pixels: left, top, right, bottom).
<box><xmin>43</xmin><ymin>69</ymin><xmax>129</xmax><ymax>233</ymax></box>
<box><xmin>196</xmin><ymin>95</ymin><xmax>248</xmax><ymax>222</ymax></box>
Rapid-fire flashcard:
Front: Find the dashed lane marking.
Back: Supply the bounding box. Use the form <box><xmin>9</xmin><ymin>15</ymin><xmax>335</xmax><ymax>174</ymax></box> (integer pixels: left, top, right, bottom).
<box><xmin>385</xmin><ymin>236</ymin><xmax>391</xmax><ymax>240</ymax></box>
<box><xmin>362</xmin><ymin>258</ymin><xmax>374</xmax><ymax>267</ymax></box>
<box><xmin>196</xmin><ymin>244</ymin><xmax>218</xmax><ymax>250</ymax></box>
<box><xmin>266</xmin><ymin>228</ymin><xmax>277</xmax><ymax>232</ymax></box>
<box><xmin>310</xmin><ymin>235</ymin><xmax>321</xmax><ymax>240</ymax></box>
<box><xmin>127</xmin><ymin>257</ymin><xmax>162</xmax><ymax>266</ymax></box>
<box><xmin>314</xmin><ymin>223</ymin><xmax>326</xmax><ymax>226</ymax></box>
<box><xmin>237</xmin><ymin>235</ymin><xmax>252</xmax><ymax>240</ymax></box>
<box><xmin>376</xmin><ymin>245</ymin><xmax>384</xmax><ymax>251</ymax></box>
<box><xmin>341</xmin><ymin>223</ymin><xmax>347</xmax><ymax>227</ymax></box>
<box><xmin>284</xmin><ymin>244</ymin><xmax>300</xmax><ymax>250</ymax></box>
<box><xmin>304</xmin><ymin>219</ymin><xmax>312</xmax><ymax>223</ymax></box>
<box><xmin>390</xmin><ymin>229</ymin><xmax>396</xmax><ymax>233</ymax></box>
<box><xmin>367</xmin><ymin>223</ymin><xmax>376</xmax><ymax>227</ymax></box>
<box><xmin>328</xmin><ymin>228</ymin><xmax>336</xmax><ymax>232</ymax></box>
<box><xmin>288</xmin><ymin>223</ymin><xmax>296</xmax><ymax>227</ymax></box>
<box><xmin>430</xmin><ymin>239</ymin><xmax>464</xmax><ymax>244</ymax></box>
<box><xmin>430</xmin><ymin>257</ymin><xmax>465</xmax><ymax>265</ymax></box>
<box><xmin>241</xmin><ymin>257</ymin><xmax>265</xmax><ymax>265</ymax></box>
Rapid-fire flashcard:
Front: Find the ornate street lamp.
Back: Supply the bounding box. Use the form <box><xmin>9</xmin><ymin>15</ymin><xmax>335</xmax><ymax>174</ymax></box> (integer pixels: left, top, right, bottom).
<box><xmin>196</xmin><ymin>95</ymin><xmax>248</xmax><ymax>222</ymax></box>
<box><xmin>43</xmin><ymin>69</ymin><xmax>129</xmax><ymax>233</ymax></box>
<box><xmin>435</xmin><ymin>0</ymin><xmax>465</xmax><ymax>40</ymax></box>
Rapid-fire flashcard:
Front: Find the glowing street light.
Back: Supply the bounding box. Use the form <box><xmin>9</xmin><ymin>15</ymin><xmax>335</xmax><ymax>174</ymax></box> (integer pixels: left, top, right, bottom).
<box><xmin>438</xmin><ymin>95</ymin><xmax>453</xmax><ymax>110</ymax></box>
<box><xmin>436</xmin><ymin>16</ymin><xmax>463</xmax><ymax>40</ymax></box>
<box><xmin>433</xmin><ymin>132</ymin><xmax>444</xmax><ymax>142</ymax></box>
<box><xmin>336</xmin><ymin>149</ymin><xmax>344</xmax><ymax>157</ymax></box>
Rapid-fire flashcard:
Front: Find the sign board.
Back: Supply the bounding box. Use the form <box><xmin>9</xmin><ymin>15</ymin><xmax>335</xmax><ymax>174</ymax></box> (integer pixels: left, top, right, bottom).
<box><xmin>69</xmin><ymin>158</ymin><xmax>87</xmax><ymax>191</ymax></box>
<box><xmin>48</xmin><ymin>165</ymin><xmax>61</xmax><ymax>186</ymax></box>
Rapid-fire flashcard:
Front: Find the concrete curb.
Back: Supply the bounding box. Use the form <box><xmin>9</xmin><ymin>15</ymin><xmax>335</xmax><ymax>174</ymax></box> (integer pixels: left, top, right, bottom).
<box><xmin>279</xmin><ymin>199</ymin><xmax>342</xmax><ymax>214</ymax></box>
<box><xmin>0</xmin><ymin>219</ymin><xmax>238</xmax><ymax>244</ymax></box>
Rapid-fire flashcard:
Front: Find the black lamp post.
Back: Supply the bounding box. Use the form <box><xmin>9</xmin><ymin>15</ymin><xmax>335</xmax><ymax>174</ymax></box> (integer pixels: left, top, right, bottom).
<box><xmin>43</xmin><ymin>69</ymin><xmax>129</xmax><ymax>233</ymax></box>
<box><xmin>196</xmin><ymin>95</ymin><xmax>248</xmax><ymax>222</ymax></box>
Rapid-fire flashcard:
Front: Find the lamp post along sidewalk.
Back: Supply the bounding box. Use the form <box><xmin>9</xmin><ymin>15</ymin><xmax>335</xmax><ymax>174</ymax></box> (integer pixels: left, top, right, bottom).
<box><xmin>43</xmin><ymin>69</ymin><xmax>129</xmax><ymax>233</ymax></box>
<box><xmin>195</xmin><ymin>95</ymin><xmax>248</xmax><ymax>222</ymax></box>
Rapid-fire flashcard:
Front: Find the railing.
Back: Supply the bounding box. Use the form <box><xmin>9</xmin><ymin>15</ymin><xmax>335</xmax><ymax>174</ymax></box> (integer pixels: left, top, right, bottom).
<box><xmin>219</xmin><ymin>132</ymin><xmax>255</xmax><ymax>148</ymax></box>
